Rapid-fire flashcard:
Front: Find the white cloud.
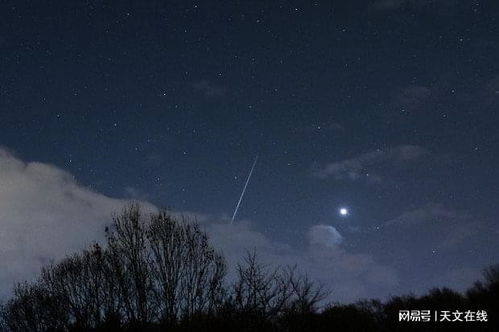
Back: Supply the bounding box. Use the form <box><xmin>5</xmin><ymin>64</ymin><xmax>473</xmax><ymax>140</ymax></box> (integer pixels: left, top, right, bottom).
<box><xmin>308</xmin><ymin>225</ymin><xmax>343</xmax><ymax>248</ymax></box>
<box><xmin>0</xmin><ymin>148</ymin><xmax>154</xmax><ymax>297</ymax></box>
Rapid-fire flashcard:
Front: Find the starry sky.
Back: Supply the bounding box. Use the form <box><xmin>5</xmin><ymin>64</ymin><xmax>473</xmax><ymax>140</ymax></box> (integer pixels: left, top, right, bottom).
<box><xmin>1</xmin><ymin>0</ymin><xmax>499</xmax><ymax>302</ymax></box>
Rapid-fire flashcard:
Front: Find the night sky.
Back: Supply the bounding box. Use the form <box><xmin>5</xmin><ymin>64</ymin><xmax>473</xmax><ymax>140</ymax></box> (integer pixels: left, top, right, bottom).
<box><xmin>1</xmin><ymin>0</ymin><xmax>499</xmax><ymax>302</ymax></box>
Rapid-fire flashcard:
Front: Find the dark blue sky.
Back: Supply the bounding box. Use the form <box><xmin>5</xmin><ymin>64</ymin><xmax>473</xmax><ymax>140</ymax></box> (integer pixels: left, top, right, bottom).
<box><xmin>1</xmin><ymin>0</ymin><xmax>499</xmax><ymax>301</ymax></box>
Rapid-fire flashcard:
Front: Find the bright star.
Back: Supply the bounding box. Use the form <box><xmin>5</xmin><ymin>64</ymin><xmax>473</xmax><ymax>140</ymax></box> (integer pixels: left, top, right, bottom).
<box><xmin>339</xmin><ymin>208</ymin><xmax>349</xmax><ymax>216</ymax></box>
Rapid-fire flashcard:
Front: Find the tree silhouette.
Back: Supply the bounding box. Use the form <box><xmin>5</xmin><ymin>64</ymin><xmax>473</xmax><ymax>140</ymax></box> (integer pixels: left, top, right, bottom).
<box><xmin>1</xmin><ymin>204</ymin><xmax>498</xmax><ymax>331</ymax></box>
<box><xmin>1</xmin><ymin>204</ymin><xmax>227</xmax><ymax>331</ymax></box>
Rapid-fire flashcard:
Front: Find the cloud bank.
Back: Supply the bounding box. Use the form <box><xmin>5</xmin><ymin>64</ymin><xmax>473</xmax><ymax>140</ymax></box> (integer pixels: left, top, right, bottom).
<box><xmin>0</xmin><ymin>148</ymin><xmax>156</xmax><ymax>297</ymax></box>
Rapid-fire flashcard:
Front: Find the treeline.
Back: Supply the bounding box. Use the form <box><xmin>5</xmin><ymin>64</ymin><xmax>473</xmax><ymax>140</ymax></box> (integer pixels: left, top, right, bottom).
<box><xmin>0</xmin><ymin>204</ymin><xmax>497</xmax><ymax>331</ymax></box>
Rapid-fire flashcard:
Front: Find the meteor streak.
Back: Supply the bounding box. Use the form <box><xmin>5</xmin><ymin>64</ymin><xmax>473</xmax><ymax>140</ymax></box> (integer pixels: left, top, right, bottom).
<box><xmin>231</xmin><ymin>156</ymin><xmax>258</xmax><ymax>224</ymax></box>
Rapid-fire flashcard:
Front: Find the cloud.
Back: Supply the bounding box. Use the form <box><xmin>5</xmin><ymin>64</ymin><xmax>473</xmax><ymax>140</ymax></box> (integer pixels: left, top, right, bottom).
<box><xmin>0</xmin><ymin>148</ymin><xmax>155</xmax><ymax>297</ymax></box>
<box><xmin>303</xmin><ymin>245</ymin><xmax>399</xmax><ymax>301</ymax></box>
<box><xmin>308</xmin><ymin>225</ymin><xmax>343</xmax><ymax>248</ymax></box>
<box><xmin>0</xmin><ymin>148</ymin><xmax>397</xmax><ymax>303</ymax></box>
<box><xmin>192</xmin><ymin>80</ymin><xmax>226</xmax><ymax>99</ymax></box>
<box><xmin>200</xmin><ymin>219</ymin><xmax>398</xmax><ymax>302</ymax></box>
<box><xmin>313</xmin><ymin>145</ymin><xmax>427</xmax><ymax>182</ymax></box>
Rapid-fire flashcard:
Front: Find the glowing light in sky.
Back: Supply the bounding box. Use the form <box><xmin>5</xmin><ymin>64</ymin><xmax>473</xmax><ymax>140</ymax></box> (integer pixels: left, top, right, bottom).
<box><xmin>339</xmin><ymin>208</ymin><xmax>349</xmax><ymax>216</ymax></box>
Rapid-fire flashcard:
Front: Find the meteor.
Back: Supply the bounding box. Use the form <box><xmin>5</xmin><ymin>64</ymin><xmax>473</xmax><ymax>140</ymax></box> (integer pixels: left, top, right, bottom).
<box><xmin>231</xmin><ymin>156</ymin><xmax>258</xmax><ymax>224</ymax></box>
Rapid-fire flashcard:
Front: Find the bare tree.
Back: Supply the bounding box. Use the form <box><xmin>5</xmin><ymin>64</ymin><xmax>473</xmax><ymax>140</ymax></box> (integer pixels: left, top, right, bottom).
<box><xmin>39</xmin><ymin>243</ymin><xmax>114</xmax><ymax>330</ymax></box>
<box><xmin>147</xmin><ymin>212</ymin><xmax>226</xmax><ymax>323</ymax></box>
<box><xmin>232</xmin><ymin>252</ymin><xmax>327</xmax><ymax>320</ymax></box>
<box><xmin>233</xmin><ymin>251</ymin><xmax>293</xmax><ymax>317</ymax></box>
<box><xmin>1</xmin><ymin>204</ymin><xmax>228</xmax><ymax>330</ymax></box>
<box><xmin>0</xmin><ymin>282</ymin><xmax>67</xmax><ymax>332</ymax></box>
<box><xmin>105</xmin><ymin>204</ymin><xmax>154</xmax><ymax>325</ymax></box>
<box><xmin>1</xmin><ymin>203</ymin><xmax>336</xmax><ymax>331</ymax></box>
<box><xmin>285</xmin><ymin>266</ymin><xmax>327</xmax><ymax>314</ymax></box>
